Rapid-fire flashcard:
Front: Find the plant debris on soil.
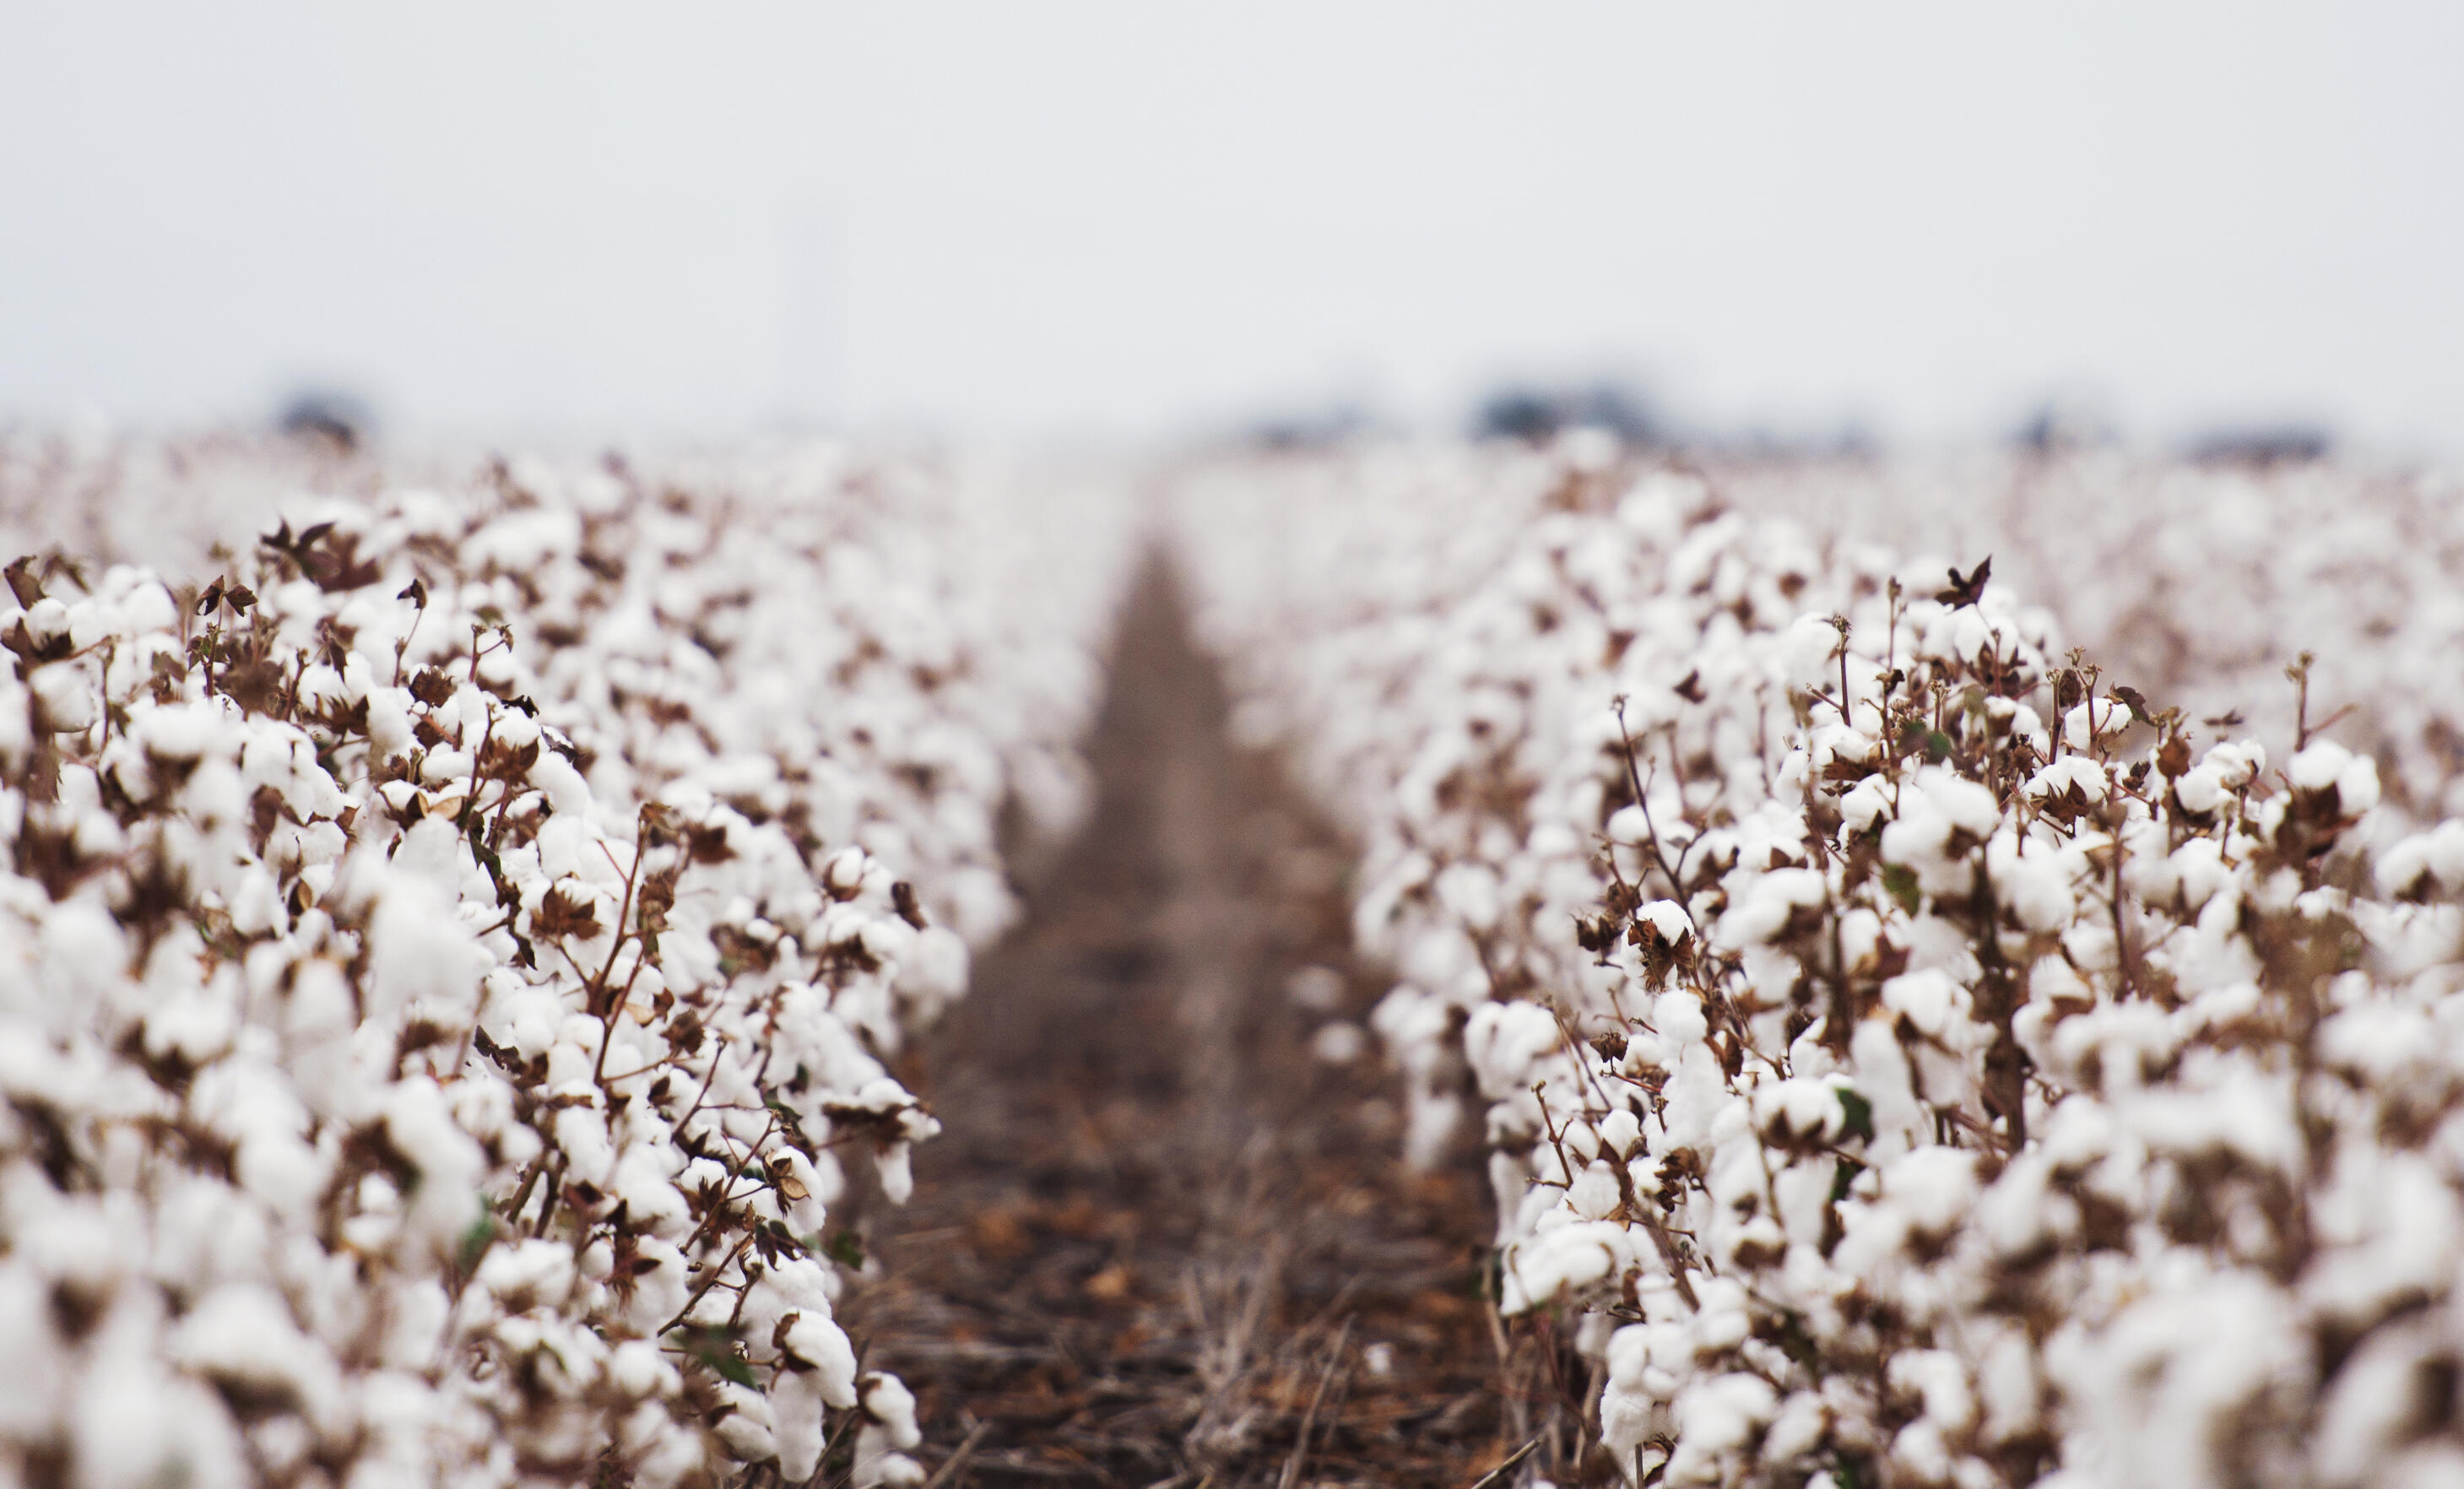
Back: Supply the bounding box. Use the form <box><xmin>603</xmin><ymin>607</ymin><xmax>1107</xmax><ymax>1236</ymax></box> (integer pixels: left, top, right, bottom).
<box><xmin>838</xmin><ymin>559</ymin><xmax>1595</xmax><ymax>1487</ymax></box>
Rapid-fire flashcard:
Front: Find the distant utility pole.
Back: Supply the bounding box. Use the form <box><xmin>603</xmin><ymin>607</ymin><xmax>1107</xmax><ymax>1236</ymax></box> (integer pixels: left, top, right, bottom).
<box><xmin>778</xmin><ymin>203</ymin><xmax>842</xmax><ymax>432</ymax></box>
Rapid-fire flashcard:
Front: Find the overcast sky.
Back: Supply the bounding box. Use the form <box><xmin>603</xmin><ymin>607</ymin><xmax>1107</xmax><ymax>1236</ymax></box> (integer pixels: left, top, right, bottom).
<box><xmin>3</xmin><ymin>3</ymin><xmax>2460</xmax><ymax>454</ymax></box>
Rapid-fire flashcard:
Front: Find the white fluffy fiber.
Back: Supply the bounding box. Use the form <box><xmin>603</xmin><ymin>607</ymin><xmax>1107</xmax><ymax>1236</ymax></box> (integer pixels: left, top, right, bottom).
<box><xmin>1173</xmin><ymin>437</ymin><xmax>2464</xmax><ymax>1487</ymax></box>
<box><xmin>0</xmin><ymin>441</ymin><xmax>1135</xmax><ymax>1489</ymax></box>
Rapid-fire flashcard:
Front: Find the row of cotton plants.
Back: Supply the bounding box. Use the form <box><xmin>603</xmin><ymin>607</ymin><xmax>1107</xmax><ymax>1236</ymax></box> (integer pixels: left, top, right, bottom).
<box><xmin>1713</xmin><ymin>449</ymin><xmax>2464</xmax><ymax>826</ymax></box>
<box><xmin>1172</xmin><ymin>439</ymin><xmax>2464</xmax><ymax>1487</ymax></box>
<box><xmin>0</xmin><ymin>444</ymin><xmax>1133</xmax><ymax>1489</ymax></box>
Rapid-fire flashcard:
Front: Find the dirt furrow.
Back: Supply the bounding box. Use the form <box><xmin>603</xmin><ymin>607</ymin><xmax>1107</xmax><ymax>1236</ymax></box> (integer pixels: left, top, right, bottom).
<box><xmin>839</xmin><ymin>557</ymin><xmax>1544</xmax><ymax>1487</ymax></box>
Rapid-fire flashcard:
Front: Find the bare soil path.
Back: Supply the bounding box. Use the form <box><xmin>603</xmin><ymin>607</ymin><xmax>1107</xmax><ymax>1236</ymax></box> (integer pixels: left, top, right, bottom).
<box><xmin>842</xmin><ymin>558</ymin><xmax>1546</xmax><ymax>1487</ymax></box>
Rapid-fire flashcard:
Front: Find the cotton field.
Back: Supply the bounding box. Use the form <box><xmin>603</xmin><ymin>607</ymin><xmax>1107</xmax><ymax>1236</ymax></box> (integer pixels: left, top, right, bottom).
<box><xmin>3</xmin><ymin>430</ymin><xmax>2461</xmax><ymax>1487</ymax></box>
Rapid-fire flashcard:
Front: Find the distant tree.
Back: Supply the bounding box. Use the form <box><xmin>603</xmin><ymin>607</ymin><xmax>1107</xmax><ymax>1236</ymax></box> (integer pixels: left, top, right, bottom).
<box><xmin>277</xmin><ymin>390</ymin><xmax>371</xmax><ymax>452</ymax></box>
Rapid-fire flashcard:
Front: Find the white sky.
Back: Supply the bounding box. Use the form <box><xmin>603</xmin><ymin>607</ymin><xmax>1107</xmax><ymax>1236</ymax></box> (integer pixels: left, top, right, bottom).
<box><xmin>3</xmin><ymin>3</ymin><xmax>2460</xmax><ymax>453</ymax></box>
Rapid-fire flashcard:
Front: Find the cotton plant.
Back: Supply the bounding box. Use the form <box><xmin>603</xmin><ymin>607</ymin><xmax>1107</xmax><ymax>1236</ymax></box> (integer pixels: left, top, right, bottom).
<box><xmin>1172</xmin><ymin>439</ymin><xmax>2464</xmax><ymax>1486</ymax></box>
<box><xmin>1704</xmin><ymin>449</ymin><xmax>2464</xmax><ymax>826</ymax></box>
<box><xmin>0</xmin><ymin>439</ymin><xmax>1132</xmax><ymax>1488</ymax></box>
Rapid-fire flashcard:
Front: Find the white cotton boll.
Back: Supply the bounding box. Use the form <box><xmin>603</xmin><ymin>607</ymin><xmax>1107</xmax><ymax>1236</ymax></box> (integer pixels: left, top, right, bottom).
<box><xmin>853</xmin><ymin>1430</ymin><xmax>926</xmax><ymax>1489</ymax></box>
<box><xmin>2336</xmin><ymin>752</ymin><xmax>2380</xmax><ymax>816</ymax></box>
<box><xmin>1598</xmin><ymin>1107</ymin><xmax>1644</xmax><ymax>1159</ymax></box>
<box><xmin>1568</xmin><ymin>1161</ymin><xmax>1622</xmax><ymax>1220</ymax></box>
<box><xmin>528</xmin><ymin>749</ymin><xmax>590</xmax><ymax>817</ymax></box>
<box><xmin>1667</xmin><ymin>1373</ymin><xmax>1779</xmax><ymax>1479</ymax></box>
<box><xmin>1784</xmin><ymin>614</ymin><xmax>1844</xmax><ymax>687</ymax></box>
<box><xmin>1755</xmin><ymin>1079</ymin><xmax>1845</xmax><ymax>1144</ymax></box>
<box><xmin>1888</xmin><ymin>1349</ymin><xmax>1976</xmax><ymax>1434</ymax></box>
<box><xmin>554</xmin><ymin>1102</ymin><xmax>620</xmax><ymax>1190</ymax></box>
<box><xmin>2174</xmin><ymin>764</ymin><xmax>2229</xmax><ymax>815</ymax></box>
<box><xmin>1504</xmin><ymin>1221</ymin><xmax>1626</xmax><ymax>1311</ymax></box>
<box><xmin>133</xmin><ymin>701</ymin><xmax>225</xmax><ymax>761</ymax></box>
<box><xmin>1693</xmin><ymin>1299</ymin><xmax>1752</xmax><ymax>1354</ymax></box>
<box><xmin>1881</xmin><ymin>807</ymin><xmax>1951</xmax><ymax>874</ymax></box>
<box><xmin>1841</xmin><ymin>777</ymin><xmax>1893</xmax><ymax>833</ymax></box>
<box><xmin>23</xmin><ymin>596</ymin><xmax>69</xmax><ymax>643</ymax></box>
<box><xmin>385</xmin><ymin>1077</ymin><xmax>487</xmax><ymax>1254</ymax></box>
<box><xmin>0</xmin><ymin>1269</ymin><xmax>62</xmax><ymax>1432</ymax></box>
<box><xmin>1311</xmin><ymin>1021</ymin><xmax>1368</xmax><ymax>1064</ymax></box>
<box><xmin>2288</xmin><ymin>741</ymin><xmax>2352</xmax><ymax>793</ymax></box>
<box><xmin>19</xmin><ymin>1194</ymin><xmax>141</xmax><ymax>1302</ymax></box>
<box><xmin>1656</xmin><ymin>990</ymin><xmax>1709</xmax><ymax>1047</ymax></box>
<box><xmin>1723</xmin><ymin>867</ymin><xmax>1826</xmax><ymax>947</ymax></box>
<box><xmin>366</xmin><ymin>688</ymin><xmax>414</xmax><ymax>761</ymax></box>
<box><xmin>2377</xmin><ymin>820</ymin><xmax>2464</xmax><ymax>897</ymax></box>
<box><xmin>771</xmin><ymin>1368</ymin><xmax>834</xmax><ymax>1482</ymax></box>
<box><xmin>711</xmin><ymin>1381</ymin><xmax>779</xmax><ymax>1465</ymax></box>
<box><xmin>167</xmin><ymin>1284</ymin><xmax>341</xmax><ymax>1427</ymax></box>
<box><xmin>1465</xmin><ymin>1000</ymin><xmax>1566</xmax><ymax>1100</ymax></box>
<box><xmin>30</xmin><ymin>662</ymin><xmax>96</xmax><ymax>732</ymax></box>
<box><xmin>42</xmin><ymin>896</ymin><xmax>130</xmax><ymax>1005</ymax></box>
<box><xmin>120</xmin><ymin>580</ymin><xmax>177</xmax><ymax>636</ymax></box>
<box><xmin>2315</xmin><ymin>1328</ymin><xmax>2450</xmax><ymax>1485</ymax></box>
<box><xmin>1435</xmin><ymin>860</ymin><xmax>1504</xmax><ymax>932</ymax></box>
<box><xmin>1881</xmin><ymin>969</ymin><xmax>1965</xmax><ymax>1040</ymax></box>
<box><xmin>1921</xmin><ymin>770</ymin><xmax>2001</xmax><ymax>839</ymax></box>
<box><xmin>366</xmin><ymin>874</ymin><xmax>486</xmax><ymax>1026</ymax></box>
<box><xmin>891</xmin><ymin>927</ymin><xmax>966</xmax><ymax>1005</ymax></box>
<box><xmin>476</xmin><ymin>1238</ymin><xmax>577</xmax><ymax>1312</ymax></box>
<box><xmin>2169</xmin><ymin>837</ymin><xmax>2231</xmax><ymax>912</ymax></box>
<box><xmin>2028</xmin><ymin>756</ymin><xmax>2107</xmax><ymax>804</ymax></box>
<box><xmin>1286</xmin><ymin>964</ymin><xmax>1346</xmax><ymax>1011</ymax></box>
<box><xmin>825</xmin><ymin>847</ymin><xmax>870</xmax><ymax>896</ymax></box>
<box><xmin>609</xmin><ymin>1339</ymin><xmax>679</xmax><ymax>1400</ymax></box>
<box><xmin>1638</xmin><ymin>899</ymin><xmax>1691</xmax><ymax>945</ymax></box>
<box><xmin>1989</xmin><ymin>839</ymin><xmax>2076</xmax><ymax>934</ymax></box>
<box><xmin>72</xmin><ymin>1350</ymin><xmax>247</xmax><ymax>1489</ymax></box>
<box><xmin>66</xmin><ymin>599</ymin><xmax>125</xmax><ymax>651</ymax></box>
<box><xmin>2007</xmin><ymin>703</ymin><xmax>2050</xmax><ymax>752</ymax></box>
<box><xmin>1763</xmin><ymin>1390</ymin><xmax>1828</xmax><ymax>1464</ymax></box>
<box><xmin>862</xmin><ymin>1373</ymin><xmax>923</xmax><ymax>1451</ymax></box>
<box><xmin>875</xmin><ymin>1142</ymin><xmax>917</xmax><ymax>1205</ymax></box>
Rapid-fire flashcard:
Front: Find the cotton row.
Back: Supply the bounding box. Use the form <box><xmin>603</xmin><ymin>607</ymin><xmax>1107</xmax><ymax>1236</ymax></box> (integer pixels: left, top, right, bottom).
<box><xmin>1171</xmin><ymin>437</ymin><xmax>2464</xmax><ymax>1487</ymax></box>
<box><xmin>0</xmin><ymin>442</ymin><xmax>1134</xmax><ymax>1489</ymax></box>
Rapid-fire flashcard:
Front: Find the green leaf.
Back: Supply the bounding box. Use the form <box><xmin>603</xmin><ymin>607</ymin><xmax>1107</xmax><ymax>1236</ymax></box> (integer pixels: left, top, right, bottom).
<box><xmin>456</xmin><ymin>1210</ymin><xmax>498</xmax><ymax>1275</ymax></box>
<box><xmin>679</xmin><ymin>1327</ymin><xmax>757</xmax><ymax>1387</ymax></box>
<box><xmin>822</xmin><ymin>1230</ymin><xmax>866</xmax><ymax>1270</ymax></box>
<box><xmin>1880</xmin><ymin>864</ymin><xmax>1922</xmax><ymax>916</ymax></box>
<box><xmin>1834</xmin><ymin>1090</ymin><xmax>1876</xmax><ymax>1145</ymax></box>
<box><xmin>1924</xmin><ymin>729</ymin><xmax>1953</xmax><ymax>764</ymax></box>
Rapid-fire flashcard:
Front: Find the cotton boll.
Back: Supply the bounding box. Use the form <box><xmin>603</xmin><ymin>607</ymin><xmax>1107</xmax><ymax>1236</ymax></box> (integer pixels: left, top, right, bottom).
<box><xmin>383</xmin><ymin>1078</ymin><xmax>487</xmax><ymax>1255</ymax></box>
<box><xmin>2336</xmin><ymin>752</ymin><xmax>2381</xmax><ymax>816</ymax></box>
<box><xmin>1989</xmin><ymin>837</ymin><xmax>2076</xmax><ymax>933</ymax></box>
<box><xmin>30</xmin><ymin>662</ymin><xmax>96</xmax><ymax>733</ymax></box>
<box><xmin>1784</xmin><ymin>614</ymin><xmax>1844</xmax><ymax>688</ymax></box>
<box><xmin>119</xmin><ymin>579</ymin><xmax>178</xmax><ymax>635</ymax></box>
<box><xmin>1568</xmin><ymin>1161</ymin><xmax>1622</xmax><ymax>1220</ymax></box>
<box><xmin>2289</xmin><ymin>742</ymin><xmax>2353</xmax><ymax>793</ymax></box>
<box><xmin>1505</xmin><ymin>1221</ymin><xmax>1627</xmax><ymax>1309</ymax></box>
<box><xmin>366</xmin><ymin>688</ymin><xmax>415</xmax><ymax>761</ymax></box>
<box><xmin>1465</xmin><ymin>1000</ymin><xmax>1566</xmax><ymax>1099</ymax></box>
<box><xmin>366</xmin><ymin>867</ymin><xmax>486</xmax><ymax>1024</ymax></box>
<box><xmin>853</xmin><ymin>1430</ymin><xmax>926</xmax><ymax>1489</ymax></box>
<box><xmin>861</xmin><ymin>1372</ymin><xmax>923</xmax><ymax>1451</ymax></box>
<box><xmin>72</xmin><ymin>1346</ymin><xmax>248</xmax><ymax>1489</ymax></box>
<box><xmin>167</xmin><ymin>1284</ymin><xmax>343</xmax><ymax>1428</ymax></box>
<box><xmin>2174</xmin><ymin>764</ymin><xmax>2229</xmax><ymax>815</ymax></box>
<box><xmin>1763</xmin><ymin>1390</ymin><xmax>1828</xmax><ymax>1465</ymax></box>
<box><xmin>1598</xmin><ymin>1107</ymin><xmax>1644</xmax><ymax>1159</ymax></box>
<box><xmin>1667</xmin><ymin>1373</ymin><xmax>1779</xmax><ymax>1481</ymax></box>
